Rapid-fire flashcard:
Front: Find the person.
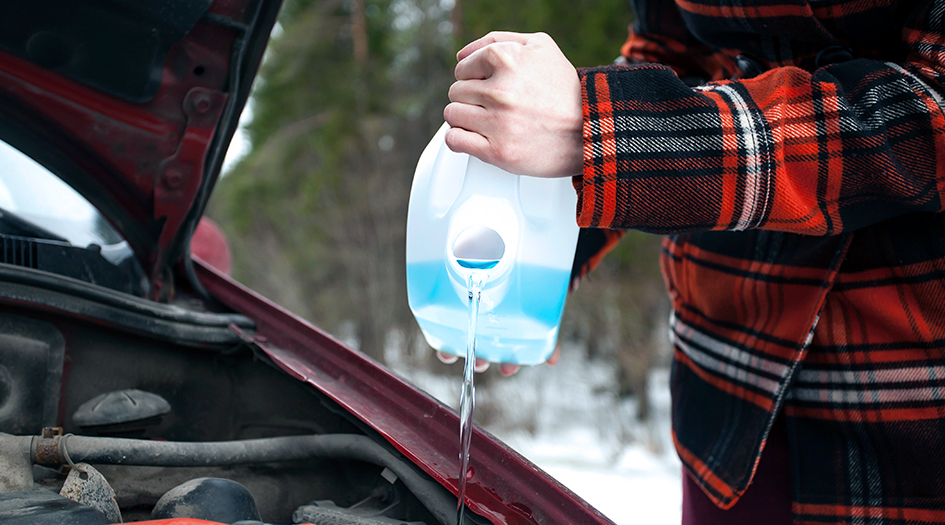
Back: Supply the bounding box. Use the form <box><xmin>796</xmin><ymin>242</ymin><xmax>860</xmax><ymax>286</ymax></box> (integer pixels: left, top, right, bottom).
<box><xmin>443</xmin><ymin>0</ymin><xmax>945</xmax><ymax>523</ymax></box>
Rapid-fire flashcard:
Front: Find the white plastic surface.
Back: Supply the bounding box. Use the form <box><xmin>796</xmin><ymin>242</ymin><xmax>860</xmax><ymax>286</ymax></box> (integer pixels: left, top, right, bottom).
<box><xmin>405</xmin><ymin>123</ymin><xmax>580</xmax><ymax>365</ymax></box>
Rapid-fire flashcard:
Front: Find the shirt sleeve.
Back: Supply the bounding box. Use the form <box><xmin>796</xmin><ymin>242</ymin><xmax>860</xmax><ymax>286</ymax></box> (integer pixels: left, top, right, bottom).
<box><xmin>575</xmin><ymin>0</ymin><xmax>945</xmax><ymax>236</ymax></box>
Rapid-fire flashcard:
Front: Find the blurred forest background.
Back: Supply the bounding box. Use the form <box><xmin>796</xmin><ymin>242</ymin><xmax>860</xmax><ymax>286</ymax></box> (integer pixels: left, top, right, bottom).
<box><xmin>208</xmin><ymin>0</ymin><xmax>671</xmax><ymax>439</ymax></box>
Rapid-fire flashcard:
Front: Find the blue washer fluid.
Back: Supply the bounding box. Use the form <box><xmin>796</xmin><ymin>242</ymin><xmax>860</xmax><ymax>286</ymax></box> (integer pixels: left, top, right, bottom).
<box><xmin>405</xmin><ymin>124</ymin><xmax>579</xmax><ymax>365</ymax></box>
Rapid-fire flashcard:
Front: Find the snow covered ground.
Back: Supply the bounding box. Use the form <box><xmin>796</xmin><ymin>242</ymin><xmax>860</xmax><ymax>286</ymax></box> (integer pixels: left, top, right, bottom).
<box><xmin>387</xmin><ymin>342</ymin><xmax>682</xmax><ymax>525</ymax></box>
<box><xmin>505</xmin><ymin>428</ymin><xmax>681</xmax><ymax>525</ymax></box>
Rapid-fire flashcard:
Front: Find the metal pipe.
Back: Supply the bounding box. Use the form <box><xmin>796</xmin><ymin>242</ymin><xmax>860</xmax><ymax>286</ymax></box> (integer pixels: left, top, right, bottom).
<box><xmin>20</xmin><ymin>431</ymin><xmax>457</xmax><ymax>525</ymax></box>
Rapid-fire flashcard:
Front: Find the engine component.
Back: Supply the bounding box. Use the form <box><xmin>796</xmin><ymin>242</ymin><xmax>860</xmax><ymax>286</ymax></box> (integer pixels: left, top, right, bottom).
<box><xmin>294</xmin><ymin>467</ymin><xmax>426</xmax><ymax>525</ymax></box>
<box><xmin>59</xmin><ymin>463</ymin><xmax>122</xmax><ymax>524</ymax></box>
<box><xmin>0</xmin><ymin>490</ymin><xmax>109</xmax><ymax>524</ymax></box>
<box><xmin>25</xmin><ymin>430</ymin><xmax>457</xmax><ymax>525</ymax></box>
<box><xmin>72</xmin><ymin>389</ymin><xmax>171</xmax><ymax>437</ymax></box>
<box><xmin>152</xmin><ymin>477</ymin><xmax>260</xmax><ymax>523</ymax></box>
<box><xmin>0</xmin><ymin>314</ymin><xmax>64</xmax><ymax>435</ymax></box>
<box><xmin>293</xmin><ymin>499</ymin><xmax>427</xmax><ymax>525</ymax></box>
<box><xmin>0</xmin><ymin>429</ymin><xmax>32</xmax><ymax>493</ymax></box>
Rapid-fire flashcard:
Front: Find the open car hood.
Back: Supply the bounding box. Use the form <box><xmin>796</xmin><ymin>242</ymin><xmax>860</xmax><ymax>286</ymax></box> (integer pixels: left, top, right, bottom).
<box><xmin>0</xmin><ymin>0</ymin><xmax>281</xmax><ymax>299</ymax></box>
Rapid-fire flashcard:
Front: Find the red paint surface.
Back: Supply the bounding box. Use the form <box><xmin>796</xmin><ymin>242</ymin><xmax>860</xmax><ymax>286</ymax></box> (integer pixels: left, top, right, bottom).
<box><xmin>0</xmin><ymin>15</ymin><xmax>235</xmax><ymax>292</ymax></box>
<box><xmin>191</xmin><ymin>218</ymin><xmax>233</xmax><ymax>275</ymax></box>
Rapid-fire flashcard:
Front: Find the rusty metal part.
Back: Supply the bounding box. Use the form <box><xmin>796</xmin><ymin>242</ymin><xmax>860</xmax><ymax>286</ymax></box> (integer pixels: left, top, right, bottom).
<box><xmin>60</xmin><ymin>463</ymin><xmax>122</xmax><ymax>523</ymax></box>
<box><xmin>32</xmin><ymin>427</ymin><xmax>63</xmax><ymax>466</ymax></box>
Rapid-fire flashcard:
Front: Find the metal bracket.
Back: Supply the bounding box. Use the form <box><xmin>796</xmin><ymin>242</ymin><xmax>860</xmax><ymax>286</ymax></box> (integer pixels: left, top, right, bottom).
<box><xmin>33</xmin><ymin>427</ymin><xmax>63</xmax><ymax>466</ymax></box>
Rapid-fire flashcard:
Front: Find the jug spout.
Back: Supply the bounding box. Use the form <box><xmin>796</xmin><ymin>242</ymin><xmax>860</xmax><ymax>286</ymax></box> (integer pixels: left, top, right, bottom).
<box><xmin>452</xmin><ymin>225</ymin><xmax>505</xmax><ymax>270</ymax></box>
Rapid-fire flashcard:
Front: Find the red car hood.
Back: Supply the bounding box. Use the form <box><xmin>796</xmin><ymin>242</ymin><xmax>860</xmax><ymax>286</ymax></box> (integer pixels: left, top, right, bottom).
<box><xmin>0</xmin><ymin>0</ymin><xmax>281</xmax><ymax>299</ymax></box>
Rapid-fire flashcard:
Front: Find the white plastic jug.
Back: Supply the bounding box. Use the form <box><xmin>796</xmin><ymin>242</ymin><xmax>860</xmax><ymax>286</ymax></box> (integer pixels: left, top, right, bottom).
<box><xmin>405</xmin><ymin>123</ymin><xmax>580</xmax><ymax>365</ymax></box>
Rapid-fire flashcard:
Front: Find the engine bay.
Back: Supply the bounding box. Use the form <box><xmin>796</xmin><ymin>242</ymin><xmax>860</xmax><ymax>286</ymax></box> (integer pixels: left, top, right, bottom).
<box><xmin>0</xmin><ymin>308</ymin><xmax>458</xmax><ymax>524</ymax></box>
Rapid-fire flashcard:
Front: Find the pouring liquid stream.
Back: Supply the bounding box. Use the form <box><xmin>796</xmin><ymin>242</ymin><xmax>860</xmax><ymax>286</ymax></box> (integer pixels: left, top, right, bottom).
<box><xmin>456</xmin><ymin>258</ymin><xmax>497</xmax><ymax>525</ymax></box>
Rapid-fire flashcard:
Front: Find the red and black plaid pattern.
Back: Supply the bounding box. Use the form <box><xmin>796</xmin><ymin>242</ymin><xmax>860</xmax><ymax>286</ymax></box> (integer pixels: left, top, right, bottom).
<box><xmin>573</xmin><ymin>0</ymin><xmax>945</xmax><ymax>522</ymax></box>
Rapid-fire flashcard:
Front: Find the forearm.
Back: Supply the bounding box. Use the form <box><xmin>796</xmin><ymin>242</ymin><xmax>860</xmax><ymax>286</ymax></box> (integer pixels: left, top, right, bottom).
<box><xmin>576</xmin><ymin>58</ymin><xmax>945</xmax><ymax>235</ymax></box>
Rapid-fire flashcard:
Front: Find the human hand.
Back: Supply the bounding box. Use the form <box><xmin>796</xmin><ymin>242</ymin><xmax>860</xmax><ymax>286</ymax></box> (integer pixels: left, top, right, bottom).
<box><xmin>435</xmin><ymin>344</ymin><xmax>561</xmax><ymax>377</ymax></box>
<box><xmin>444</xmin><ymin>32</ymin><xmax>583</xmax><ymax>178</ymax></box>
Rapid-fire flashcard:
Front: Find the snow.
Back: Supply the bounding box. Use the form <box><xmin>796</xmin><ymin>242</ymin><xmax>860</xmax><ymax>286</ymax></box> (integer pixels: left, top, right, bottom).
<box><xmin>388</xmin><ymin>341</ymin><xmax>682</xmax><ymax>525</ymax></box>
<box><xmin>499</xmin><ymin>426</ymin><xmax>681</xmax><ymax>525</ymax></box>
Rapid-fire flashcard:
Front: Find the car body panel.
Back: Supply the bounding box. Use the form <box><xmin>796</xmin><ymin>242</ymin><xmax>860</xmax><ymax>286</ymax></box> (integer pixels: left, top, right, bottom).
<box><xmin>0</xmin><ymin>0</ymin><xmax>279</xmax><ymax>297</ymax></box>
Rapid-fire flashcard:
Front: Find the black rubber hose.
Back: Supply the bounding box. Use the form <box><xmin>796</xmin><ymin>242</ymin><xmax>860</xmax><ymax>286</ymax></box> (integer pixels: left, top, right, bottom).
<box><xmin>42</xmin><ymin>433</ymin><xmax>458</xmax><ymax>525</ymax></box>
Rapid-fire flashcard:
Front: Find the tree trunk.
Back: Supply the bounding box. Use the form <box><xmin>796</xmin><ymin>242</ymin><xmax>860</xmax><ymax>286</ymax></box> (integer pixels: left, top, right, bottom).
<box><xmin>357</xmin><ymin>317</ymin><xmax>385</xmax><ymax>363</ymax></box>
<box><xmin>451</xmin><ymin>0</ymin><xmax>464</xmax><ymax>46</ymax></box>
<box><xmin>351</xmin><ymin>0</ymin><xmax>368</xmax><ymax>63</ymax></box>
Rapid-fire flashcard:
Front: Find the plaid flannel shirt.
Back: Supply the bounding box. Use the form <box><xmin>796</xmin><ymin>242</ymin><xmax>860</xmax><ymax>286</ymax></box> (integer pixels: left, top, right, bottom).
<box><xmin>573</xmin><ymin>0</ymin><xmax>945</xmax><ymax>521</ymax></box>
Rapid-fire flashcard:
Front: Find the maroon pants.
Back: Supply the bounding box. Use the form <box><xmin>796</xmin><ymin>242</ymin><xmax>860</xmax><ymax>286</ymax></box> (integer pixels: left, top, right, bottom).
<box><xmin>682</xmin><ymin>417</ymin><xmax>793</xmax><ymax>525</ymax></box>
